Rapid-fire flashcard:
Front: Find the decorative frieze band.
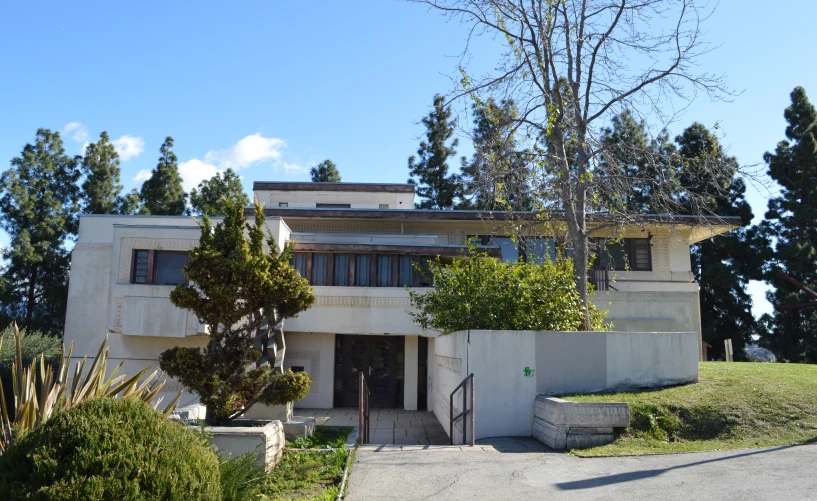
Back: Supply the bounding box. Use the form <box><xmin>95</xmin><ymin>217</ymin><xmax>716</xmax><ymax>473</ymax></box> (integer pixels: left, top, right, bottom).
<box><xmin>313</xmin><ymin>295</ymin><xmax>412</xmax><ymax>308</ymax></box>
<box><xmin>435</xmin><ymin>355</ymin><xmax>462</xmax><ymax>375</ymax></box>
<box><xmin>112</xmin><ymin>297</ymin><xmax>124</xmax><ymax>333</ymax></box>
<box><xmin>73</xmin><ymin>242</ymin><xmax>113</xmax><ymax>252</ymax></box>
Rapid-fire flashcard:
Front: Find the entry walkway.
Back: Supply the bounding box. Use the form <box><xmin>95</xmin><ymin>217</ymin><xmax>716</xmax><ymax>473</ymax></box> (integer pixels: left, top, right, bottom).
<box><xmin>297</xmin><ymin>407</ymin><xmax>449</xmax><ymax>445</ymax></box>
<box><xmin>345</xmin><ymin>440</ymin><xmax>817</xmax><ymax>501</ymax></box>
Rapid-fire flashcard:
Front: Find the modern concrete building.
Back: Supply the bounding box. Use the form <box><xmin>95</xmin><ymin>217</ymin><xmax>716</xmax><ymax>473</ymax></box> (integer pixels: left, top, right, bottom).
<box><xmin>63</xmin><ymin>181</ymin><xmax>738</xmax><ymax>412</ymax></box>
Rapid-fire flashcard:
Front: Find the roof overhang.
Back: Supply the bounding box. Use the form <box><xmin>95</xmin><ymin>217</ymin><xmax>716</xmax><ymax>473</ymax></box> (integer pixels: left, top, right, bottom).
<box><xmin>253</xmin><ymin>182</ymin><xmax>415</xmax><ymax>193</ymax></box>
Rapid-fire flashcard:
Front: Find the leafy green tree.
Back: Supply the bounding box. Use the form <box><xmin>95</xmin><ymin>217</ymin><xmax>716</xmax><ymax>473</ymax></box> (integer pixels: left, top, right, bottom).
<box><xmin>458</xmin><ymin>98</ymin><xmax>532</xmax><ymax>211</ymax></box>
<box><xmin>80</xmin><ymin>131</ymin><xmax>135</xmax><ymax>214</ymax></box>
<box><xmin>159</xmin><ymin>197</ymin><xmax>315</xmax><ymax>425</ymax></box>
<box><xmin>189</xmin><ymin>168</ymin><xmax>249</xmax><ymax>216</ymax></box>
<box><xmin>310</xmin><ymin>160</ymin><xmax>341</xmax><ymax>182</ymax></box>
<box><xmin>408</xmin><ymin>94</ymin><xmax>459</xmax><ymax>209</ymax></box>
<box><xmin>0</xmin><ymin>129</ymin><xmax>80</xmax><ymax>334</ymax></box>
<box><xmin>408</xmin><ymin>245</ymin><xmax>608</xmax><ymax>333</ymax></box>
<box><xmin>118</xmin><ymin>188</ymin><xmax>142</xmax><ymax>215</ymax></box>
<box><xmin>760</xmin><ymin>87</ymin><xmax>817</xmax><ymax>363</ymax></box>
<box><xmin>139</xmin><ymin>137</ymin><xmax>187</xmax><ymax>215</ymax></box>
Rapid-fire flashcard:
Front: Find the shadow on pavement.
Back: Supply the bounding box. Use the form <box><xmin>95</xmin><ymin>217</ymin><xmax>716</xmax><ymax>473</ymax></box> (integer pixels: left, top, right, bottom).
<box><xmin>555</xmin><ymin>444</ymin><xmax>807</xmax><ymax>491</ymax></box>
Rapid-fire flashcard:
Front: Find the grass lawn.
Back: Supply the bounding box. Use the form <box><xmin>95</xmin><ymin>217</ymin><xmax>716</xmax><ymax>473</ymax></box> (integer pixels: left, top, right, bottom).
<box><xmin>564</xmin><ymin>362</ymin><xmax>817</xmax><ymax>457</ymax></box>
<box><xmin>288</xmin><ymin>427</ymin><xmax>353</xmax><ymax>449</ymax></box>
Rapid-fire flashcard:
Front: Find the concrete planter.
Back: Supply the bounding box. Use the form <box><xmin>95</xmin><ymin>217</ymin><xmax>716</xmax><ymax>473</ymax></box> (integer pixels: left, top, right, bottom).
<box><xmin>201</xmin><ymin>420</ymin><xmax>285</xmax><ymax>471</ymax></box>
<box><xmin>532</xmin><ymin>396</ymin><xmax>629</xmax><ymax>451</ymax></box>
<box><xmin>242</xmin><ymin>402</ymin><xmax>293</xmax><ymax>422</ymax></box>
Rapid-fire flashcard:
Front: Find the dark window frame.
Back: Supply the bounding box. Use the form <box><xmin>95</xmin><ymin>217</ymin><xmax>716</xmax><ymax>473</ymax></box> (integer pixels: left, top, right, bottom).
<box><xmin>130</xmin><ymin>249</ymin><xmax>189</xmax><ymax>285</ymax></box>
<box><xmin>292</xmin><ymin>252</ymin><xmax>434</xmax><ymax>287</ymax></box>
<box><xmin>597</xmin><ymin>237</ymin><xmax>652</xmax><ymax>271</ymax></box>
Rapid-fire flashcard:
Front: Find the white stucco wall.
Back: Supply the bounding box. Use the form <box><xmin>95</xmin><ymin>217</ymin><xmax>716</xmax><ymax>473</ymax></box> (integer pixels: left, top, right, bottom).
<box><xmin>286</xmin><ymin>287</ymin><xmax>432</xmax><ymax>336</ymax></box>
<box><xmin>257</xmin><ymin>189</ymin><xmax>415</xmax><ymax>209</ymax></box>
<box><xmin>433</xmin><ymin>330</ymin><xmax>699</xmax><ymax>441</ymax></box>
<box><xmin>284</xmin><ymin>332</ymin><xmax>335</xmax><ymax>409</ymax></box>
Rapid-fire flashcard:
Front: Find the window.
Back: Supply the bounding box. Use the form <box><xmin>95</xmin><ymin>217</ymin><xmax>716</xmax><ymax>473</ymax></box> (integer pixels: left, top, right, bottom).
<box><xmin>474</xmin><ymin>235</ymin><xmax>556</xmax><ymax>264</ymax></box>
<box><xmin>316</xmin><ymin>203</ymin><xmax>351</xmax><ymax>208</ymax></box>
<box><xmin>379</xmin><ymin>204</ymin><xmax>389</xmax><ymax>209</ymax></box>
<box><xmin>334</xmin><ymin>254</ymin><xmax>350</xmax><ymax>286</ymax></box>
<box><xmin>292</xmin><ymin>253</ymin><xmax>308</xmax><ymax>278</ymax></box>
<box><xmin>312</xmin><ymin>253</ymin><xmax>330</xmax><ymax>285</ymax></box>
<box><xmin>130</xmin><ymin>250</ymin><xmax>188</xmax><ymax>285</ymax></box>
<box><xmin>376</xmin><ymin>255</ymin><xmax>394</xmax><ymax>287</ymax></box>
<box><xmin>279</xmin><ymin>202</ymin><xmax>288</xmax><ymax>207</ymax></box>
<box><xmin>355</xmin><ymin>255</ymin><xmax>371</xmax><ymax>286</ymax></box>
<box><xmin>598</xmin><ymin>238</ymin><xmax>652</xmax><ymax>271</ymax></box>
<box><xmin>291</xmin><ymin>252</ymin><xmax>436</xmax><ymax>287</ymax></box>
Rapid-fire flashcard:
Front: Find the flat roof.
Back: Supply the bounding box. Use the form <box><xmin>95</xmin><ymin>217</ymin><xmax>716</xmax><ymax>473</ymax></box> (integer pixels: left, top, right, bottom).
<box><xmin>256</xmin><ymin>207</ymin><xmax>742</xmax><ymax>226</ymax></box>
<box><xmin>253</xmin><ymin>181</ymin><xmax>415</xmax><ymax>193</ymax></box>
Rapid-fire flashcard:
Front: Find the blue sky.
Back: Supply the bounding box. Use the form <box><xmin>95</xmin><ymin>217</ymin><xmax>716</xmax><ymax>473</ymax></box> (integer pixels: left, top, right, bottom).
<box><xmin>1</xmin><ymin>1</ymin><xmax>814</xmax><ymax>317</ymax></box>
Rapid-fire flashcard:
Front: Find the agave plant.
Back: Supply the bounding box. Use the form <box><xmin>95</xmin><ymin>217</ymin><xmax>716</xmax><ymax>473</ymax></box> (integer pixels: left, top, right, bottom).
<box><xmin>0</xmin><ymin>323</ymin><xmax>181</xmax><ymax>453</ymax></box>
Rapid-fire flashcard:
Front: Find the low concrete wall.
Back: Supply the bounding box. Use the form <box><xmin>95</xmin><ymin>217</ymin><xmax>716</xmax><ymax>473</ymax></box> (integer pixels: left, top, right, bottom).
<box><xmin>206</xmin><ymin>420</ymin><xmax>285</xmax><ymax>471</ymax></box>
<box><xmin>433</xmin><ymin>330</ymin><xmax>697</xmax><ymax>441</ymax></box>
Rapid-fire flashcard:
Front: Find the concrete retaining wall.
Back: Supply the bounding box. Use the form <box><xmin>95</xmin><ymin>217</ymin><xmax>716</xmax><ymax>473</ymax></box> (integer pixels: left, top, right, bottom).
<box><xmin>433</xmin><ymin>330</ymin><xmax>697</xmax><ymax>441</ymax></box>
<box><xmin>206</xmin><ymin>420</ymin><xmax>285</xmax><ymax>471</ymax></box>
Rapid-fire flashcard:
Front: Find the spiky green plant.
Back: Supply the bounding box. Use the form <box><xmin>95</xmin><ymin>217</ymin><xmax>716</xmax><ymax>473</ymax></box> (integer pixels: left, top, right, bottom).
<box><xmin>0</xmin><ymin>323</ymin><xmax>180</xmax><ymax>453</ymax></box>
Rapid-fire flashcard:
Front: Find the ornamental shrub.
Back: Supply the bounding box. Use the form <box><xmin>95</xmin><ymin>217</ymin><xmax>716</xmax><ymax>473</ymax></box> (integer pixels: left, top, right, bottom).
<box><xmin>0</xmin><ymin>325</ymin><xmax>61</xmax><ymax>415</ymax></box>
<box><xmin>0</xmin><ymin>397</ymin><xmax>221</xmax><ymax>501</ymax></box>
<box><xmin>408</xmin><ymin>245</ymin><xmax>609</xmax><ymax>333</ymax></box>
<box><xmin>261</xmin><ymin>370</ymin><xmax>312</xmax><ymax>406</ymax></box>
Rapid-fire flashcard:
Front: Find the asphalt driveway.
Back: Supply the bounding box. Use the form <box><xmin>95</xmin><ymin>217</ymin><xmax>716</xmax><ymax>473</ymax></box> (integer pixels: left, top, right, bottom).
<box><xmin>345</xmin><ymin>438</ymin><xmax>817</xmax><ymax>500</ymax></box>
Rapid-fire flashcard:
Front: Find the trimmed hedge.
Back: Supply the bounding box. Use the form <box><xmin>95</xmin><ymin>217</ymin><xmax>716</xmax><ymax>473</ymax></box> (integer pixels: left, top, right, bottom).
<box><xmin>261</xmin><ymin>369</ymin><xmax>312</xmax><ymax>406</ymax></box>
<box><xmin>0</xmin><ymin>397</ymin><xmax>221</xmax><ymax>501</ymax></box>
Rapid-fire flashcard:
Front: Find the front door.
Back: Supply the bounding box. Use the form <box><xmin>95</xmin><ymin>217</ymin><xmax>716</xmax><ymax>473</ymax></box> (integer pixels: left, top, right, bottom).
<box><xmin>336</xmin><ymin>335</ymin><xmax>403</xmax><ymax>408</ymax></box>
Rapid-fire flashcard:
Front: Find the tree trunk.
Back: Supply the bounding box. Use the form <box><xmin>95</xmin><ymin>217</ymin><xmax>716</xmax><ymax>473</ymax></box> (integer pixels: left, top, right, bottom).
<box><xmin>25</xmin><ymin>266</ymin><xmax>38</xmax><ymax>331</ymax></box>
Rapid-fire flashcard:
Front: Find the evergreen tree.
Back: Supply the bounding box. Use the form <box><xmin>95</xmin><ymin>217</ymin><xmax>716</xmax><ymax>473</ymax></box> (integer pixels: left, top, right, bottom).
<box><xmin>118</xmin><ymin>189</ymin><xmax>142</xmax><ymax>215</ymax></box>
<box><xmin>310</xmin><ymin>160</ymin><xmax>341</xmax><ymax>183</ymax></box>
<box><xmin>0</xmin><ymin>129</ymin><xmax>80</xmax><ymax>334</ymax></box>
<box><xmin>139</xmin><ymin>137</ymin><xmax>187</xmax><ymax>215</ymax></box>
<box><xmin>675</xmin><ymin>124</ymin><xmax>768</xmax><ymax>360</ymax></box>
<box><xmin>189</xmin><ymin>169</ymin><xmax>249</xmax><ymax>216</ymax></box>
<box><xmin>761</xmin><ymin>87</ymin><xmax>817</xmax><ymax>363</ymax></box>
<box><xmin>458</xmin><ymin>98</ymin><xmax>532</xmax><ymax>211</ymax></box>
<box><xmin>159</xmin><ymin>197</ymin><xmax>315</xmax><ymax>424</ymax></box>
<box><xmin>80</xmin><ymin>132</ymin><xmax>127</xmax><ymax>214</ymax></box>
<box><xmin>407</xmin><ymin>94</ymin><xmax>459</xmax><ymax>209</ymax></box>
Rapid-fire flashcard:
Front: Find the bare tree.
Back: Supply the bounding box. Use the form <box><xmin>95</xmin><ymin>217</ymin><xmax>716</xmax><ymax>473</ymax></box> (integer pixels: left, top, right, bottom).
<box><xmin>413</xmin><ymin>0</ymin><xmax>739</xmax><ymax>328</ymax></box>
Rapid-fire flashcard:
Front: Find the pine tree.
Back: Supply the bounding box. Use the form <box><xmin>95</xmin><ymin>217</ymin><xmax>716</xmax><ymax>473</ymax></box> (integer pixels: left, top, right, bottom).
<box><xmin>310</xmin><ymin>160</ymin><xmax>341</xmax><ymax>183</ymax></box>
<box><xmin>189</xmin><ymin>169</ymin><xmax>249</xmax><ymax>216</ymax></box>
<box><xmin>761</xmin><ymin>87</ymin><xmax>817</xmax><ymax>363</ymax></box>
<box><xmin>675</xmin><ymin>124</ymin><xmax>768</xmax><ymax>360</ymax></box>
<box><xmin>458</xmin><ymin>98</ymin><xmax>532</xmax><ymax>211</ymax></box>
<box><xmin>0</xmin><ymin>129</ymin><xmax>80</xmax><ymax>334</ymax></box>
<box><xmin>139</xmin><ymin>137</ymin><xmax>187</xmax><ymax>215</ymax></box>
<box><xmin>80</xmin><ymin>132</ymin><xmax>126</xmax><ymax>214</ymax></box>
<box><xmin>408</xmin><ymin>94</ymin><xmax>459</xmax><ymax>209</ymax></box>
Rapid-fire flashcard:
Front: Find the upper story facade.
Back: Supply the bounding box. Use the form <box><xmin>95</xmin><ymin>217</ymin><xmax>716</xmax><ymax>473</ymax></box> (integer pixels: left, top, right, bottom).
<box><xmin>63</xmin><ymin>181</ymin><xmax>739</xmax><ymax>361</ymax></box>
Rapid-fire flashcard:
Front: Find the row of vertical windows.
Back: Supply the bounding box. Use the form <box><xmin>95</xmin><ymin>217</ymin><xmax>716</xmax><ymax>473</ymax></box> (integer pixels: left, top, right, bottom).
<box><xmin>292</xmin><ymin>253</ymin><xmax>432</xmax><ymax>287</ymax></box>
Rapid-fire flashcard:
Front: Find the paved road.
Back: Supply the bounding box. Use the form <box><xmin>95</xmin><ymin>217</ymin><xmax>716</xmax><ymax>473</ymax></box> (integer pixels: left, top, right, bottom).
<box><xmin>345</xmin><ymin>438</ymin><xmax>817</xmax><ymax>500</ymax></box>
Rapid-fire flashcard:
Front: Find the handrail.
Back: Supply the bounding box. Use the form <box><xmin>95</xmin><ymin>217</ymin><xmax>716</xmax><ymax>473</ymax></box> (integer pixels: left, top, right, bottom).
<box><xmin>449</xmin><ymin>373</ymin><xmax>475</xmax><ymax>446</ymax></box>
<box><xmin>358</xmin><ymin>372</ymin><xmax>370</xmax><ymax>444</ymax></box>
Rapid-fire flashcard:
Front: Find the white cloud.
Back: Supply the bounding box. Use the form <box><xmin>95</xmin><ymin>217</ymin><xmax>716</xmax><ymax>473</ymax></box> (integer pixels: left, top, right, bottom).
<box><xmin>179</xmin><ymin>159</ymin><xmax>220</xmax><ymax>192</ymax></box>
<box><xmin>78</xmin><ymin>141</ymin><xmax>90</xmax><ymax>157</ymax></box>
<box><xmin>282</xmin><ymin>162</ymin><xmax>307</xmax><ymax>174</ymax></box>
<box><xmin>63</xmin><ymin>122</ymin><xmax>88</xmax><ymax>143</ymax></box>
<box><xmin>112</xmin><ymin>135</ymin><xmax>145</xmax><ymax>161</ymax></box>
<box><xmin>132</xmin><ymin>169</ymin><xmax>152</xmax><ymax>186</ymax></box>
<box><xmin>203</xmin><ymin>134</ymin><xmax>286</xmax><ymax>170</ymax></box>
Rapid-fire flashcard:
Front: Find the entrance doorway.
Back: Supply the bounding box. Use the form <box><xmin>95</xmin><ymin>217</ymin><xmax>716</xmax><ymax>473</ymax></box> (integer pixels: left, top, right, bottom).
<box><xmin>334</xmin><ymin>335</ymin><xmax>404</xmax><ymax>408</ymax></box>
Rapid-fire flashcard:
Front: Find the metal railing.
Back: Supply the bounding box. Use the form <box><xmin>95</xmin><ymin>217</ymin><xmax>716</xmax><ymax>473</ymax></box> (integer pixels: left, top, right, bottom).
<box><xmin>449</xmin><ymin>373</ymin><xmax>475</xmax><ymax>446</ymax></box>
<box><xmin>358</xmin><ymin>372</ymin><xmax>370</xmax><ymax>444</ymax></box>
<box><xmin>589</xmin><ymin>266</ymin><xmax>610</xmax><ymax>291</ymax></box>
